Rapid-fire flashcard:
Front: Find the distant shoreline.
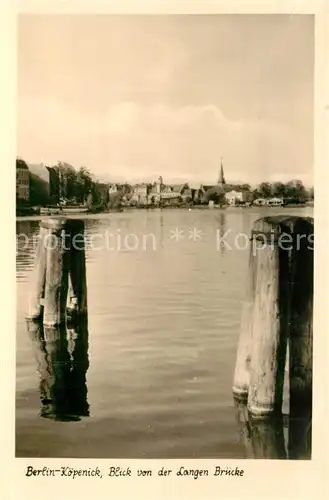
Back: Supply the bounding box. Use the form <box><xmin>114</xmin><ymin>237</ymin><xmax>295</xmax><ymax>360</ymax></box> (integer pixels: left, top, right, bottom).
<box><xmin>16</xmin><ymin>202</ymin><xmax>313</xmax><ymax>219</ymax></box>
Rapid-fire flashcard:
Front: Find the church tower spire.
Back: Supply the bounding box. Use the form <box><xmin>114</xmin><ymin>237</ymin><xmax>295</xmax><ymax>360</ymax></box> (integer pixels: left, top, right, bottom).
<box><xmin>218</xmin><ymin>157</ymin><xmax>226</xmax><ymax>187</ymax></box>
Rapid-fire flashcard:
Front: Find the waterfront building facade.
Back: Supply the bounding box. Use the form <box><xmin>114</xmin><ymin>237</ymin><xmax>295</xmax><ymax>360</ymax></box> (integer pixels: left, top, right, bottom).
<box><xmin>16</xmin><ymin>158</ymin><xmax>30</xmax><ymax>201</ymax></box>
<box><xmin>225</xmin><ymin>190</ymin><xmax>253</xmax><ymax>206</ymax></box>
<box><xmin>225</xmin><ymin>190</ymin><xmax>244</xmax><ymax>206</ymax></box>
<box><xmin>130</xmin><ymin>183</ymin><xmax>150</xmax><ymax>204</ymax></box>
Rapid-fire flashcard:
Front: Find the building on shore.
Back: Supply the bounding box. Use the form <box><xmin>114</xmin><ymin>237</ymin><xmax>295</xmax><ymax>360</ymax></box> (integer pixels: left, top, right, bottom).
<box><xmin>27</xmin><ymin>162</ymin><xmax>60</xmax><ymax>204</ymax></box>
<box><xmin>147</xmin><ymin>178</ymin><xmax>193</xmax><ymax>205</ymax></box>
<box><xmin>16</xmin><ymin>158</ymin><xmax>30</xmax><ymax>201</ymax></box>
<box><xmin>225</xmin><ymin>189</ymin><xmax>253</xmax><ymax>206</ymax></box>
<box><xmin>123</xmin><ymin>177</ymin><xmax>192</xmax><ymax>206</ymax></box>
<box><xmin>109</xmin><ymin>161</ymin><xmax>229</xmax><ymax>206</ymax></box>
<box><xmin>225</xmin><ymin>190</ymin><xmax>244</xmax><ymax>206</ymax></box>
<box><xmin>130</xmin><ymin>183</ymin><xmax>151</xmax><ymax>205</ymax></box>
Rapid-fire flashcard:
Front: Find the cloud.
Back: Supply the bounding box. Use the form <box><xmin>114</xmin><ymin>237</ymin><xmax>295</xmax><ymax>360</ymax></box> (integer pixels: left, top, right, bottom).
<box><xmin>17</xmin><ymin>98</ymin><xmax>313</xmax><ymax>186</ymax></box>
<box><xmin>104</xmin><ymin>102</ymin><xmax>142</xmax><ymax>134</ymax></box>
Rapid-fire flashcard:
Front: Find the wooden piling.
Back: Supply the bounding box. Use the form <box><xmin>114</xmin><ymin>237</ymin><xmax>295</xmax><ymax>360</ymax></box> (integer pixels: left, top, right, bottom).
<box><xmin>233</xmin><ymin>239</ymin><xmax>257</xmax><ymax>399</ymax></box>
<box><xmin>247</xmin><ymin>217</ymin><xmax>290</xmax><ymax>416</ymax></box>
<box><xmin>67</xmin><ymin>220</ymin><xmax>88</xmax><ymax>319</ymax></box>
<box><xmin>26</xmin><ymin>225</ymin><xmax>48</xmax><ymax>320</ymax></box>
<box><xmin>42</xmin><ymin>219</ymin><xmax>70</xmax><ymax>326</ymax></box>
<box><xmin>27</xmin><ymin>218</ymin><xmax>87</xmax><ymax>326</ymax></box>
<box><xmin>284</xmin><ymin>217</ymin><xmax>313</xmax><ymax>459</ymax></box>
<box><xmin>233</xmin><ymin>215</ymin><xmax>313</xmax><ymax>420</ymax></box>
<box><xmin>288</xmin><ymin>217</ymin><xmax>313</xmax><ymax>418</ymax></box>
<box><xmin>249</xmin><ymin>217</ymin><xmax>293</xmax><ymax>416</ymax></box>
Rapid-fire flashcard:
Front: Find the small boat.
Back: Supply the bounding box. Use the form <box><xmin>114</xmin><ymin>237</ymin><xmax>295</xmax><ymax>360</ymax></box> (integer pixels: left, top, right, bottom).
<box><xmin>61</xmin><ymin>206</ymin><xmax>89</xmax><ymax>214</ymax></box>
<box><xmin>40</xmin><ymin>207</ymin><xmax>61</xmax><ymax>215</ymax></box>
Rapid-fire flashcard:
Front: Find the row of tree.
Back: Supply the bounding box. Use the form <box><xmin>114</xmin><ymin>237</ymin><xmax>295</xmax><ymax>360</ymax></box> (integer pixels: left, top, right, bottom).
<box><xmin>203</xmin><ymin>180</ymin><xmax>313</xmax><ymax>205</ymax></box>
<box><xmin>50</xmin><ymin>162</ymin><xmax>110</xmax><ymax>207</ymax></box>
<box><xmin>250</xmin><ymin>180</ymin><xmax>312</xmax><ymax>202</ymax></box>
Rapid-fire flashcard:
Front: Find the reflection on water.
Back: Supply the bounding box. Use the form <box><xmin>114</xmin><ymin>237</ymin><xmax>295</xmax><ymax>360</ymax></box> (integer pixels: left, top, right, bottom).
<box><xmin>288</xmin><ymin>412</ymin><xmax>312</xmax><ymax>460</ymax></box>
<box><xmin>234</xmin><ymin>399</ymin><xmax>311</xmax><ymax>459</ymax></box>
<box><xmin>234</xmin><ymin>399</ymin><xmax>286</xmax><ymax>459</ymax></box>
<box><xmin>27</xmin><ymin>319</ymin><xmax>89</xmax><ymax>421</ymax></box>
<box><xmin>16</xmin><ymin>208</ymin><xmax>313</xmax><ymax>458</ymax></box>
<box><xmin>215</xmin><ymin>212</ymin><xmax>227</xmax><ymax>257</ymax></box>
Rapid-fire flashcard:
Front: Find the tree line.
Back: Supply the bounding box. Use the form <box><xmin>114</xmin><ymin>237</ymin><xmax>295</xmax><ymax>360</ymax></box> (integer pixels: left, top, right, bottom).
<box><xmin>250</xmin><ymin>180</ymin><xmax>312</xmax><ymax>202</ymax></box>
<box><xmin>204</xmin><ymin>180</ymin><xmax>313</xmax><ymax>205</ymax></box>
<box><xmin>19</xmin><ymin>157</ymin><xmax>313</xmax><ymax>208</ymax></box>
<box><xmin>50</xmin><ymin>162</ymin><xmax>110</xmax><ymax>207</ymax></box>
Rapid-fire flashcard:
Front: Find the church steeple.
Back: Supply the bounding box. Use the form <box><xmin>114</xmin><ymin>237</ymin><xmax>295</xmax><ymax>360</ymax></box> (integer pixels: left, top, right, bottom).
<box><xmin>218</xmin><ymin>157</ymin><xmax>226</xmax><ymax>186</ymax></box>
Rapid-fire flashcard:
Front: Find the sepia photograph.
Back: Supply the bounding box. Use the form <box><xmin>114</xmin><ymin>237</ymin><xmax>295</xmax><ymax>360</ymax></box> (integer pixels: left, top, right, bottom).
<box><xmin>16</xmin><ymin>13</ymin><xmax>314</xmax><ymax>461</ymax></box>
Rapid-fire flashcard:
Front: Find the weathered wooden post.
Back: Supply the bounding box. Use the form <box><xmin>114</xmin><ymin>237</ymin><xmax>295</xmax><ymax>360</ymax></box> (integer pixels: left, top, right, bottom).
<box><xmin>247</xmin><ymin>217</ymin><xmax>290</xmax><ymax>416</ymax></box>
<box><xmin>25</xmin><ymin>218</ymin><xmax>90</xmax><ymax>420</ymax></box>
<box><xmin>26</xmin><ymin>224</ymin><xmax>48</xmax><ymax>320</ymax></box>
<box><xmin>26</xmin><ymin>218</ymin><xmax>87</xmax><ymax>326</ymax></box>
<box><xmin>232</xmin><ymin>240</ymin><xmax>257</xmax><ymax>399</ymax></box>
<box><xmin>233</xmin><ymin>215</ymin><xmax>313</xmax><ymax>423</ymax></box>
<box><xmin>286</xmin><ymin>217</ymin><xmax>313</xmax><ymax>459</ymax></box>
<box><xmin>43</xmin><ymin>219</ymin><xmax>70</xmax><ymax>326</ymax></box>
<box><xmin>287</xmin><ymin>217</ymin><xmax>313</xmax><ymax>417</ymax></box>
<box><xmin>67</xmin><ymin>220</ymin><xmax>88</xmax><ymax>319</ymax></box>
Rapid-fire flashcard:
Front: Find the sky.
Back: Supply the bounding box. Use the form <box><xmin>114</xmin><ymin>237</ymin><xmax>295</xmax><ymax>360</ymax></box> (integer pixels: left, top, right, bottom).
<box><xmin>17</xmin><ymin>14</ymin><xmax>314</xmax><ymax>186</ymax></box>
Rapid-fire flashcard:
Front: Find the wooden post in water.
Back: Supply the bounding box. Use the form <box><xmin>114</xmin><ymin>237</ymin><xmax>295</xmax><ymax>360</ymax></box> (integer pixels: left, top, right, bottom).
<box><xmin>286</xmin><ymin>217</ymin><xmax>313</xmax><ymax>459</ymax></box>
<box><xmin>247</xmin><ymin>217</ymin><xmax>290</xmax><ymax>416</ymax></box>
<box><xmin>43</xmin><ymin>219</ymin><xmax>70</xmax><ymax>326</ymax></box>
<box><xmin>232</xmin><ymin>239</ymin><xmax>257</xmax><ymax>399</ymax></box>
<box><xmin>26</xmin><ymin>218</ymin><xmax>87</xmax><ymax>326</ymax></box>
<box><xmin>67</xmin><ymin>220</ymin><xmax>88</xmax><ymax>320</ymax></box>
<box><xmin>288</xmin><ymin>217</ymin><xmax>313</xmax><ymax>417</ymax></box>
<box><xmin>26</xmin><ymin>224</ymin><xmax>48</xmax><ymax>320</ymax></box>
<box><xmin>233</xmin><ymin>215</ymin><xmax>313</xmax><ymax>421</ymax></box>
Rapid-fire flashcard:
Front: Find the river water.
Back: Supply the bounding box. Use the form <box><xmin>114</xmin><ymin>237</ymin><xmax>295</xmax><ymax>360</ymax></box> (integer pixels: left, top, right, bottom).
<box><xmin>16</xmin><ymin>206</ymin><xmax>313</xmax><ymax>458</ymax></box>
